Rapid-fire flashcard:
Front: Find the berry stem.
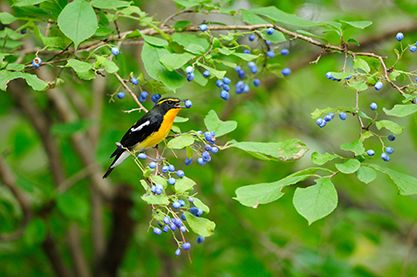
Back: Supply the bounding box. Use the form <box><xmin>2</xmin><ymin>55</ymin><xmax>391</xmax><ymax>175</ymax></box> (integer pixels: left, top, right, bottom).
<box><xmin>113</xmin><ymin>72</ymin><xmax>148</xmax><ymax>113</ymax></box>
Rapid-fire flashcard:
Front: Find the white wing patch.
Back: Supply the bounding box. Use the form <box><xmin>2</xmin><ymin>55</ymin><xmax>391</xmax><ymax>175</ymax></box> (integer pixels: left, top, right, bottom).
<box><xmin>131</xmin><ymin>120</ymin><xmax>150</xmax><ymax>132</ymax></box>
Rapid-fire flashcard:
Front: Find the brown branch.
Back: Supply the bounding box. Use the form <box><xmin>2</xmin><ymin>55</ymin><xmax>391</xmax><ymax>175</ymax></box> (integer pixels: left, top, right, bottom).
<box><xmin>113</xmin><ymin>72</ymin><xmax>148</xmax><ymax>112</ymax></box>
<box><xmin>0</xmin><ymin>155</ymin><xmax>32</xmax><ymax>240</ymax></box>
<box><xmin>42</xmin><ymin>231</ymin><xmax>73</xmax><ymax>277</ymax></box>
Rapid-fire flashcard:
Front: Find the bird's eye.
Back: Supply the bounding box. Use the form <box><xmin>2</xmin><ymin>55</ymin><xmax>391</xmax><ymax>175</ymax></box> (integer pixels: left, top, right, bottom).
<box><xmin>167</xmin><ymin>100</ymin><xmax>173</xmax><ymax>105</ymax></box>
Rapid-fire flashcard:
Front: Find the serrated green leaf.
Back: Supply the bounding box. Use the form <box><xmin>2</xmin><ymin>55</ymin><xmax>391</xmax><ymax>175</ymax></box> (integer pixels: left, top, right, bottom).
<box><xmin>160</xmin><ymin>53</ymin><xmax>194</xmax><ymax>71</ymax></box>
<box><xmin>311</xmin><ymin>151</ymin><xmax>339</xmax><ymax>166</ymax></box>
<box><xmin>369</xmin><ymin>164</ymin><xmax>417</xmax><ymax>195</ymax></box>
<box><xmin>184</xmin><ymin>212</ymin><xmax>215</xmax><ymax>237</ymax></box>
<box><xmin>57</xmin><ymin>0</ymin><xmax>98</xmax><ymax>50</ymax></box>
<box><xmin>335</xmin><ymin>159</ymin><xmax>360</xmax><ymax>174</ymax></box>
<box><xmin>174</xmin><ymin>176</ymin><xmax>196</xmax><ymax>194</ymax></box>
<box><xmin>293</xmin><ymin>177</ymin><xmax>338</xmax><ymax>225</ymax></box>
<box><xmin>356</xmin><ymin>165</ymin><xmax>377</xmax><ymax>184</ymax></box>
<box><xmin>353</xmin><ymin>58</ymin><xmax>370</xmax><ymax>73</ymax></box>
<box><xmin>229</xmin><ymin>138</ymin><xmax>308</xmax><ymax>162</ymax></box>
<box><xmin>21</xmin><ymin>73</ymin><xmax>48</xmax><ymax>91</ymax></box>
<box><xmin>375</xmin><ymin>120</ymin><xmax>404</xmax><ymax>135</ymax></box>
<box><xmin>204</xmin><ymin>110</ymin><xmax>237</xmax><ymax>137</ymax></box>
<box><xmin>340</xmin><ymin>139</ymin><xmax>365</xmax><ymax>156</ymax></box>
<box><xmin>340</xmin><ymin>20</ymin><xmax>372</xmax><ymax>29</ymax></box>
<box><xmin>167</xmin><ymin>134</ymin><xmax>194</xmax><ymax>149</ymax></box>
<box><xmin>193</xmin><ymin>197</ymin><xmax>210</xmax><ymax>213</ymax></box>
<box><xmin>383</xmin><ymin>104</ymin><xmax>417</xmax><ymax>118</ymax></box>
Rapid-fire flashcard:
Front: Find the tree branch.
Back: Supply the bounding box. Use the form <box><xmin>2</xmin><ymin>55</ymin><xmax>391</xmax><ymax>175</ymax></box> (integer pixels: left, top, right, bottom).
<box><xmin>42</xmin><ymin>231</ymin><xmax>73</xmax><ymax>277</ymax></box>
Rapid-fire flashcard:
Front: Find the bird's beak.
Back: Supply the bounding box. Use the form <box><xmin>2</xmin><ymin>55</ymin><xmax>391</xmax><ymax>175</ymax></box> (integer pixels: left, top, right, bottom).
<box><xmin>175</xmin><ymin>99</ymin><xmax>187</xmax><ymax>109</ymax></box>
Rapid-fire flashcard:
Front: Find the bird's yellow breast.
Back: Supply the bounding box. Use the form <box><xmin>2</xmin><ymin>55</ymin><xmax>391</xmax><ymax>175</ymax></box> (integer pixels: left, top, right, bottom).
<box><xmin>133</xmin><ymin>108</ymin><xmax>180</xmax><ymax>151</ymax></box>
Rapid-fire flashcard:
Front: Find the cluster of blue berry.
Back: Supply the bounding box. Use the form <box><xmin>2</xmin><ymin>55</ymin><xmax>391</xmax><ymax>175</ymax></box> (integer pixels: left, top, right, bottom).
<box><xmin>184</xmin><ymin>131</ymin><xmax>219</xmax><ymax>166</ymax></box>
<box><xmin>316</xmin><ymin>112</ymin><xmax>346</xmax><ymax>128</ymax></box>
<box><xmin>396</xmin><ymin>32</ymin><xmax>417</xmax><ymax>52</ymax></box>
<box><xmin>367</xmin><ymin>134</ymin><xmax>395</xmax><ymax>162</ymax></box>
<box><xmin>215</xmin><ymin>77</ymin><xmax>232</xmax><ymax>100</ymax></box>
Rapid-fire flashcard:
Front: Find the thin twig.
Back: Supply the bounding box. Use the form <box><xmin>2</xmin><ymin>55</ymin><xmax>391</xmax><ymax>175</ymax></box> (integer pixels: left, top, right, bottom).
<box><xmin>113</xmin><ymin>72</ymin><xmax>148</xmax><ymax>112</ymax></box>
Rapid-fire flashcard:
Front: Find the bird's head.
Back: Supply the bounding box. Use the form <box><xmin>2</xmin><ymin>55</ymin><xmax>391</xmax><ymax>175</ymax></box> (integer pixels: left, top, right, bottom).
<box><xmin>155</xmin><ymin>97</ymin><xmax>187</xmax><ymax>112</ymax></box>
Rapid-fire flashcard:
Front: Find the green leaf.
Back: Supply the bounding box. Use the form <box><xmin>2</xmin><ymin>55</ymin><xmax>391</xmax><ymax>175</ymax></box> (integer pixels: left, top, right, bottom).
<box><xmin>190</xmin><ymin>67</ymin><xmax>208</xmax><ymax>86</ymax></box>
<box><xmin>390</xmin><ymin>71</ymin><xmax>401</xmax><ymax>81</ymax></box>
<box><xmin>90</xmin><ymin>0</ymin><xmax>130</xmax><ymax>9</ymax></box>
<box><xmin>13</xmin><ymin>0</ymin><xmax>46</xmax><ymax>7</ymax></box>
<box><xmin>383</xmin><ymin>104</ymin><xmax>417</xmax><ymax>118</ymax></box>
<box><xmin>142</xmin><ymin>43</ymin><xmax>185</xmax><ymax>91</ymax></box>
<box><xmin>149</xmin><ymin>175</ymin><xmax>167</xmax><ymax>188</ymax></box>
<box><xmin>231</xmin><ymin>52</ymin><xmax>258</xmax><ymax>61</ymax></box>
<box><xmin>241</xmin><ymin>9</ymin><xmax>268</xmax><ymax>25</ymax></box>
<box><xmin>250</xmin><ymin>6</ymin><xmax>319</xmax><ymax>27</ymax></box>
<box><xmin>173</xmin><ymin>116</ymin><xmax>189</xmax><ymax>123</ymax></box>
<box><xmin>353</xmin><ymin>58</ymin><xmax>370</xmax><ymax>73</ymax></box>
<box><xmin>173</xmin><ymin>20</ymin><xmax>191</xmax><ymax>31</ymax></box>
<box><xmin>140</xmin><ymin>32</ymin><xmax>168</xmax><ymax>47</ymax></box>
<box><xmin>335</xmin><ymin>159</ymin><xmax>360</xmax><ymax>174</ymax></box>
<box><xmin>193</xmin><ymin>197</ymin><xmax>210</xmax><ymax>213</ymax></box>
<box><xmin>159</xmin><ymin>53</ymin><xmax>194</xmax><ymax>71</ymax></box>
<box><xmin>184</xmin><ymin>212</ymin><xmax>215</xmax><ymax>237</ymax></box>
<box><xmin>120</xmin><ymin>6</ymin><xmax>146</xmax><ymax>17</ymax></box>
<box><xmin>23</xmin><ymin>218</ymin><xmax>47</xmax><ymax>246</ymax></box>
<box><xmin>293</xmin><ymin>177</ymin><xmax>338</xmax><ymax>225</ymax></box>
<box><xmin>51</xmin><ymin>120</ymin><xmax>93</xmax><ymax>136</ymax></box>
<box><xmin>57</xmin><ymin>0</ymin><xmax>98</xmax><ymax>49</ymax></box>
<box><xmin>103</xmin><ymin>59</ymin><xmax>119</xmax><ymax>74</ymax></box>
<box><xmin>141</xmin><ymin>194</ymin><xmax>169</xmax><ymax>205</ymax></box>
<box><xmin>296</xmin><ymin>30</ymin><xmax>327</xmax><ymax>42</ymax></box>
<box><xmin>259</xmin><ymin>29</ymin><xmax>286</xmax><ymax>43</ymax></box>
<box><xmin>66</xmin><ymin>59</ymin><xmax>93</xmax><ymax>73</ymax></box>
<box><xmin>348</xmin><ymin>81</ymin><xmax>368</xmax><ymax>91</ymax></box>
<box><xmin>185</xmin><ymin>43</ymin><xmax>205</xmax><ymax>54</ymax></box>
<box><xmin>311</xmin><ymin>151</ymin><xmax>339</xmax><ymax>166</ymax></box>
<box><xmin>311</xmin><ymin>107</ymin><xmax>334</xmax><ymax>119</ymax></box>
<box><xmin>229</xmin><ymin>138</ymin><xmax>308</xmax><ymax>162</ymax></box>
<box><xmin>347</xmin><ymin>37</ymin><xmax>360</xmax><ymax>47</ymax></box>
<box><xmin>0</xmin><ymin>12</ymin><xmax>17</xmax><ymax>24</ymax></box>
<box><xmin>197</xmin><ymin>63</ymin><xmax>226</xmax><ymax>79</ymax></box>
<box><xmin>140</xmin><ymin>180</ymin><xmax>148</xmax><ymax>191</ymax></box>
<box><xmin>57</xmin><ymin>192</ymin><xmax>90</xmax><ymax>223</ymax></box>
<box><xmin>21</xmin><ymin>73</ymin><xmax>48</xmax><ymax>91</ymax></box>
<box><xmin>33</xmin><ymin>25</ymin><xmax>66</xmax><ymax>50</ymax></box>
<box><xmin>330</xmin><ymin>72</ymin><xmax>352</xmax><ymax>79</ymax></box>
<box><xmin>340</xmin><ymin>139</ymin><xmax>365</xmax><ymax>156</ymax></box>
<box><xmin>369</xmin><ymin>164</ymin><xmax>417</xmax><ymax>195</ymax></box>
<box><xmin>204</xmin><ymin>110</ymin><xmax>237</xmax><ymax>137</ymax></box>
<box><xmin>375</xmin><ymin>120</ymin><xmax>404</xmax><ymax>135</ymax></box>
<box><xmin>360</xmin><ymin>131</ymin><xmax>374</xmax><ymax>142</ymax></box>
<box><xmin>167</xmin><ymin>134</ymin><xmax>195</xmax><ymax>149</ymax></box>
<box><xmin>173</xmin><ymin>0</ymin><xmax>201</xmax><ymax>9</ymax></box>
<box><xmin>172</xmin><ymin>33</ymin><xmax>209</xmax><ymax>53</ymax></box>
<box><xmin>234</xmin><ymin>168</ymin><xmax>325</xmax><ymax>207</ymax></box>
<box><xmin>340</xmin><ymin>20</ymin><xmax>372</xmax><ymax>29</ymax></box>
<box><xmin>356</xmin><ymin>165</ymin><xmax>377</xmax><ymax>184</ymax></box>
<box><xmin>174</xmin><ymin>176</ymin><xmax>196</xmax><ymax>194</ymax></box>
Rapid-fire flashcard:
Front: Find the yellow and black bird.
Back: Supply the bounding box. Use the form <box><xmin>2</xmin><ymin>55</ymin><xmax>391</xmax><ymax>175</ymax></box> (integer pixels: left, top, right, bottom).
<box><xmin>103</xmin><ymin>97</ymin><xmax>188</xmax><ymax>178</ymax></box>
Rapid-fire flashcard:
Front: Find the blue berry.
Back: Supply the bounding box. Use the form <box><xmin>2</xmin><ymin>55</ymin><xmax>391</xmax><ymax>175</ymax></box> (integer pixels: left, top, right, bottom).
<box><xmin>248</xmin><ymin>61</ymin><xmax>256</xmax><ymax>68</ymax></box>
<box><xmin>266</xmin><ymin>51</ymin><xmax>275</xmax><ymax>58</ymax></box>
<box><xmin>235</xmin><ymin>65</ymin><xmax>241</xmax><ymax>72</ymax></box>
<box><xmin>184</xmin><ymin>99</ymin><xmax>192</xmax><ymax>108</ymax></box>
<box><xmin>168</xmin><ymin>164</ymin><xmax>175</xmax><ymax>172</ymax></box>
<box><xmin>179</xmin><ymin>200</ymin><xmax>186</xmax><ymax>207</ymax></box>
<box><xmin>386</xmin><ymin>147</ymin><xmax>394</xmax><ymax>154</ymax></box>
<box><xmin>381</xmin><ymin>152</ymin><xmax>390</xmax><ymax>162</ymax></box>
<box><xmin>155</xmin><ymin>184</ymin><xmax>163</xmax><ymax>191</ymax></box>
<box><xmin>204</xmin><ymin>144</ymin><xmax>212</xmax><ymax>151</ymax></box>
<box><xmin>111</xmin><ymin>47</ymin><xmax>119</xmax><ymax>55</ymax></box>
<box><xmin>151</xmin><ymin>185</ymin><xmax>156</xmax><ymax>193</ymax></box>
<box><xmin>138</xmin><ymin>153</ymin><xmax>147</xmax><ymax>159</ymax></box>
<box><xmin>117</xmin><ymin>92</ymin><xmax>125</xmax><ymax>99</ymax></box>
<box><xmin>282</xmin><ymin>68</ymin><xmax>291</xmax><ymax>76</ymax></box>
<box><xmin>170</xmin><ymin>222</ymin><xmax>177</xmax><ymax>231</ymax></box>
<box><xmin>216</xmin><ymin>80</ymin><xmax>223</xmax><ymax>87</ymax></box>
<box><xmin>329</xmin><ymin>113</ymin><xmax>335</xmax><ymax>119</ymax></box>
<box><xmin>324</xmin><ymin>115</ymin><xmax>332</xmax><ymax>122</ymax></box>
<box><xmin>190</xmin><ymin>207</ymin><xmax>199</xmax><ymax>215</ymax></box>
<box><xmin>280</xmin><ymin>49</ymin><xmax>289</xmax><ymax>56</ymax></box>
<box><xmin>32</xmin><ymin>57</ymin><xmax>41</xmax><ymax>68</ymax></box>
<box><xmin>185</xmin><ymin>158</ymin><xmax>193</xmax><ymax>165</ymax></box>
<box><xmin>176</xmin><ymin>170</ymin><xmax>185</xmax><ymax>178</ymax></box>
<box><xmin>163</xmin><ymin>216</ymin><xmax>170</xmax><ymax>224</ymax></box>
<box><xmin>175</xmin><ymin>249</ymin><xmax>181</xmax><ymax>256</ymax></box>
<box><xmin>183</xmin><ymin>242</ymin><xmax>191</xmax><ymax>250</ymax></box>
<box><xmin>197</xmin><ymin>236</ymin><xmax>205</xmax><ymax>244</ymax></box>
<box><xmin>211</xmin><ymin>146</ymin><xmax>219</xmax><ymax>153</ymax></box>
<box><xmin>374</xmin><ymin>81</ymin><xmax>383</xmax><ymax>90</ymax></box>
<box><xmin>203</xmin><ymin>70</ymin><xmax>210</xmax><ymax>77</ymax></box>
<box><xmin>266</xmin><ymin>40</ymin><xmax>271</xmax><ymax>46</ymax></box>
<box><xmin>411</xmin><ymin>45</ymin><xmax>417</xmax><ymax>52</ymax></box>
<box><xmin>196</xmin><ymin>209</ymin><xmax>203</xmax><ymax>216</ymax></box>
<box><xmin>131</xmin><ymin>77</ymin><xmax>138</xmax><ymax>85</ymax></box>
<box><xmin>21</xmin><ymin>29</ymin><xmax>27</xmax><ymax>34</ymax></box>
<box><xmin>197</xmin><ymin>157</ymin><xmax>206</xmax><ymax>165</ymax></box>
<box><xmin>243</xmin><ymin>84</ymin><xmax>250</xmax><ymax>93</ymax></box>
<box><xmin>181</xmin><ymin>213</ymin><xmax>186</xmax><ymax>220</ymax></box>
<box><xmin>163</xmin><ymin>225</ymin><xmax>169</xmax><ymax>233</ymax></box>
<box><xmin>249</xmin><ymin>34</ymin><xmax>255</xmax><ymax>41</ymax></box>
<box><xmin>243</xmin><ymin>49</ymin><xmax>251</xmax><ymax>54</ymax></box>
<box><xmin>139</xmin><ymin>91</ymin><xmax>148</xmax><ymax>102</ymax></box>
<box><xmin>346</xmin><ymin>75</ymin><xmax>352</xmax><ymax>80</ymax></box>
<box><xmin>370</xmin><ymin>102</ymin><xmax>378</xmax><ymax>110</ymax></box>
<box><xmin>204</xmin><ymin>131</ymin><xmax>212</xmax><ymax>141</ymax></box>
<box><xmin>168</xmin><ymin>178</ymin><xmax>176</xmax><ymax>185</ymax></box>
<box><xmin>319</xmin><ymin>120</ymin><xmax>326</xmax><ymax>128</ymax></box>
<box><xmin>396</xmin><ymin>32</ymin><xmax>404</xmax><ymax>41</ymax></box>
<box><xmin>223</xmin><ymin>77</ymin><xmax>231</xmax><ymax>84</ymax></box>
<box><xmin>149</xmin><ymin>162</ymin><xmax>157</xmax><ymax>169</ymax></box>
<box><xmin>155</xmin><ymin>188</ymin><xmax>162</xmax><ymax>196</ymax></box>
<box><xmin>238</xmin><ymin>69</ymin><xmax>245</xmax><ymax>79</ymax></box>
<box><xmin>325</xmin><ymin>72</ymin><xmax>332</xmax><ymax>79</ymax></box>
<box><xmin>202</xmin><ymin>151</ymin><xmax>211</xmax><ymax>161</ymax></box>
<box><xmin>188</xmin><ymin>197</ymin><xmax>194</xmax><ymax>203</ymax></box>
<box><xmin>161</xmin><ymin>165</ymin><xmax>169</xmax><ymax>173</ymax></box>
<box><xmin>174</xmin><ymin>218</ymin><xmax>182</xmax><ymax>227</ymax></box>
<box><xmin>316</xmin><ymin>118</ymin><xmax>323</xmax><ymax>126</ymax></box>
<box><xmin>250</xmin><ymin>66</ymin><xmax>258</xmax><ymax>74</ymax></box>
<box><xmin>220</xmin><ymin>90</ymin><xmax>229</xmax><ymax>100</ymax></box>
<box><xmin>366</xmin><ymin>149</ymin><xmax>375</xmax><ymax>156</ymax></box>
<box><xmin>253</xmin><ymin>79</ymin><xmax>260</xmax><ymax>87</ymax></box>
<box><xmin>173</xmin><ymin>201</ymin><xmax>181</xmax><ymax>209</ymax></box>
<box><xmin>187</xmin><ymin>73</ymin><xmax>195</xmax><ymax>82</ymax></box>
<box><xmin>185</xmin><ymin>66</ymin><xmax>194</xmax><ymax>74</ymax></box>
<box><xmin>180</xmin><ymin>226</ymin><xmax>187</xmax><ymax>232</ymax></box>
<box><xmin>388</xmin><ymin>134</ymin><xmax>396</xmax><ymax>141</ymax></box>
<box><xmin>266</xmin><ymin>27</ymin><xmax>274</xmax><ymax>35</ymax></box>
<box><xmin>339</xmin><ymin>112</ymin><xmax>347</xmax><ymax>120</ymax></box>
<box><xmin>153</xmin><ymin>227</ymin><xmax>162</xmax><ymax>235</ymax></box>
<box><xmin>199</xmin><ymin>24</ymin><xmax>208</xmax><ymax>31</ymax></box>
<box><xmin>222</xmin><ymin>84</ymin><xmax>230</xmax><ymax>92</ymax></box>
<box><xmin>151</xmin><ymin>93</ymin><xmax>161</xmax><ymax>103</ymax></box>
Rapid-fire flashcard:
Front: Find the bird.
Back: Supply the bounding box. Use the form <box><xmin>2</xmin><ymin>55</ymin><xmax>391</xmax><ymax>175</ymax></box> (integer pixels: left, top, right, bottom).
<box><xmin>103</xmin><ymin>97</ymin><xmax>187</xmax><ymax>178</ymax></box>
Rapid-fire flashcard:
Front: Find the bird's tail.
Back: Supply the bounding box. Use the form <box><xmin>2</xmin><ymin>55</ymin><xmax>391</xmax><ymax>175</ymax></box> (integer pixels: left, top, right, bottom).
<box><xmin>103</xmin><ymin>148</ymin><xmax>130</xmax><ymax>178</ymax></box>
